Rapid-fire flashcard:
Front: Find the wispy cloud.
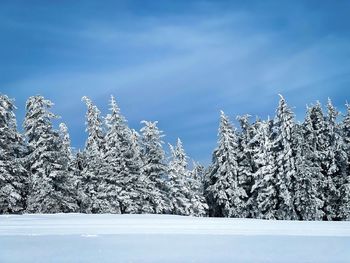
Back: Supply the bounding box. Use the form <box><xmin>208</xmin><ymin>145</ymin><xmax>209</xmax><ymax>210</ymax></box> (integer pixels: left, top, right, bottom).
<box><xmin>1</xmin><ymin>1</ymin><xmax>350</xmax><ymax>164</ymax></box>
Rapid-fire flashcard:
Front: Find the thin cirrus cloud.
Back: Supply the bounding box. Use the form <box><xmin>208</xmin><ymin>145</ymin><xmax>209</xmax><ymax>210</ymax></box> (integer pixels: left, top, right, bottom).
<box><xmin>1</xmin><ymin>1</ymin><xmax>350</xmax><ymax>164</ymax></box>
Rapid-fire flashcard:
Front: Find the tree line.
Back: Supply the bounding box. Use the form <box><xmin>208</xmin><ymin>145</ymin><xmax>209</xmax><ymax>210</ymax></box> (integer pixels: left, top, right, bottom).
<box><xmin>0</xmin><ymin>93</ymin><xmax>349</xmax><ymax>220</ymax></box>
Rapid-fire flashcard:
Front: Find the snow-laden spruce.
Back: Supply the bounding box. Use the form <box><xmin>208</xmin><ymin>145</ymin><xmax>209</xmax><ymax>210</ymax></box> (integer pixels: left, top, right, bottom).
<box><xmin>79</xmin><ymin>96</ymin><xmax>105</xmax><ymax>213</ymax></box>
<box><xmin>98</xmin><ymin>95</ymin><xmax>130</xmax><ymax>214</ymax></box>
<box><xmin>168</xmin><ymin>139</ymin><xmax>208</xmax><ymax>216</ymax></box>
<box><xmin>324</xmin><ymin>99</ymin><xmax>349</xmax><ymax>220</ymax></box>
<box><xmin>0</xmin><ymin>95</ymin><xmax>26</xmax><ymax>213</ymax></box>
<box><xmin>339</xmin><ymin>103</ymin><xmax>350</xmax><ymax>220</ymax></box>
<box><xmin>99</xmin><ymin>96</ymin><xmax>147</xmax><ymax>214</ymax></box>
<box><xmin>140</xmin><ymin>120</ymin><xmax>170</xmax><ymax>213</ymax></box>
<box><xmin>272</xmin><ymin>95</ymin><xmax>298</xmax><ymax>220</ymax></box>
<box><xmin>236</xmin><ymin>114</ymin><xmax>255</xmax><ymax>217</ymax></box>
<box><xmin>24</xmin><ymin>96</ymin><xmax>77</xmax><ymax>213</ymax></box>
<box><xmin>293</xmin><ymin>122</ymin><xmax>324</xmax><ymax>221</ymax></box>
<box><xmin>206</xmin><ymin>111</ymin><xmax>247</xmax><ymax>218</ymax></box>
<box><xmin>248</xmin><ymin>120</ymin><xmax>278</xmax><ymax>219</ymax></box>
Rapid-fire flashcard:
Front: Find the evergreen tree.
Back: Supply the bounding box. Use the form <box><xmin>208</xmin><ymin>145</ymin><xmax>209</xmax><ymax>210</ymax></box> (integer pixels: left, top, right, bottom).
<box><xmin>75</xmin><ymin>150</ymin><xmax>87</xmax><ymax>210</ymax></box>
<box><xmin>249</xmin><ymin>120</ymin><xmax>278</xmax><ymax>219</ymax></box>
<box><xmin>24</xmin><ymin>96</ymin><xmax>77</xmax><ymax>213</ymax></box>
<box><xmin>59</xmin><ymin>123</ymin><xmax>73</xmax><ymax>160</ymax></box>
<box><xmin>236</xmin><ymin>114</ymin><xmax>256</xmax><ymax>217</ymax></box>
<box><xmin>273</xmin><ymin>95</ymin><xmax>298</xmax><ymax>220</ymax></box>
<box><xmin>167</xmin><ymin>139</ymin><xmax>191</xmax><ymax>215</ymax></box>
<box><xmin>167</xmin><ymin>140</ymin><xmax>208</xmax><ymax>216</ymax></box>
<box><xmin>188</xmin><ymin>162</ymin><xmax>208</xmax><ymax>216</ymax></box>
<box><xmin>342</xmin><ymin>103</ymin><xmax>350</xmax><ymax>147</ymax></box>
<box><xmin>97</xmin><ymin>96</ymin><xmax>125</xmax><ymax>213</ymax></box>
<box><xmin>129</xmin><ymin>130</ymin><xmax>155</xmax><ymax>214</ymax></box>
<box><xmin>80</xmin><ymin>96</ymin><xmax>105</xmax><ymax>213</ymax></box>
<box><xmin>303</xmin><ymin>102</ymin><xmax>329</xmax><ymax>218</ymax></box>
<box><xmin>293</xmin><ymin>122</ymin><xmax>324</xmax><ymax>220</ymax></box>
<box><xmin>59</xmin><ymin>123</ymin><xmax>80</xmax><ymax>211</ymax></box>
<box><xmin>339</xmin><ymin>103</ymin><xmax>350</xmax><ymax>220</ymax></box>
<box><xmin>206</xmin><ymin>111</ymin><xmax>247</xmax><ymax>217</ymax></box>
<box><xmin>99</xmin><ymin>96</ymin><xmax>144</xmax><ymax>214</ymax></box>
<box><xmin>0</xmin><ymin>95</ymin><xmax>27</xmax><ymax>214</ymax></box>
<box><xmin>140</xmin><ymin>121</ymin><xmax>169</xmax><ymax>213</ymax></box>
<box><xmin>323</xmin><ymin>99</ymin><xmax>347</xmax><ymax>220</ymax></box>
<box><xmin>191</xmin><ymin>162</ymin><xmax>206</xmax><ymax>194</ymax></box>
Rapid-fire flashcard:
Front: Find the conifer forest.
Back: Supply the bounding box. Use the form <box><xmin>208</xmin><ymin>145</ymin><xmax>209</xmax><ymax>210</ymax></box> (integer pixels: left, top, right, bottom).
<box><xmin>1</xmin><ymin>93</ymin><xmax>350</xmax><ymax>221</ymax></box>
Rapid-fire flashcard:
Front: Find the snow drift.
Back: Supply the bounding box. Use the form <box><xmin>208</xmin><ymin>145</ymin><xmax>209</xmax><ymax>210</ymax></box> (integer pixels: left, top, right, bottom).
<box><xmin>0</xmin><ymin>214</ymin><xmax>350</xmax><ymax>262</ymax></box>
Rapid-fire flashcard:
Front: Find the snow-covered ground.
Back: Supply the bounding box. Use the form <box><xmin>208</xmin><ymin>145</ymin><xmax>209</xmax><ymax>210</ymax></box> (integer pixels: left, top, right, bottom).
<box><xmin>1</xmin><ymin>214</ymin><xmax>350</xmax><ymax>263</ymax></box>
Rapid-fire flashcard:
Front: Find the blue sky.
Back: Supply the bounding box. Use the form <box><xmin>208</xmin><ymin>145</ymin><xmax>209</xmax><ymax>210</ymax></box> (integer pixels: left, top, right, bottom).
<box><xmin>1</xmin><ymin>0</ymin><xmax>350</xmax><ymax>164</ymax></box>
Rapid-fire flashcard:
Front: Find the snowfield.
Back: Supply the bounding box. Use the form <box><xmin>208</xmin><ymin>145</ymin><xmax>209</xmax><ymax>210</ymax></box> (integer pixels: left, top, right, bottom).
<box><xmin>1</xmin><ymin>214</ymin><xmax>350</xmax><ymax>263</ymax></box>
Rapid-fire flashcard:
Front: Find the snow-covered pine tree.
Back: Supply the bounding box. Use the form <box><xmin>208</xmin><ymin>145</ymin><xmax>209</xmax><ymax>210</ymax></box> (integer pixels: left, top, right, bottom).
<box><xmin>303</xmin><ymin>102</ymin><xmax>328</xmax><ymax>217</ymax></box>
<box><xmin>293</xmin><ymin>121</ymin><xmax>324</xmax><ymax>220</ymax></box>
<box><xmin>236</xmin><ymin>114</ymin><xmax>256</xmax><ymax>217</ymax></box>
<box><xmin>249</xmin><ymin>120</ymin><xmax>278</xmax><ymax>219</ymax></box>
<box><xmin>97</xmin><ymin>96</ymin><xmax>125</xmax><ymax>214</ymax></box>
<box><xmin>339</xmin><ymin>103</ymin><xmax>350</xmax><ymax>220</ymax></box>
<box><xmin>167</xmin><ymin>139</ymin><xmax>191</xmax><ymax>215</ymax></box>
<box><xmin>99</xmin><ymin>96</ymin><xmax>143</xmax><ymax>214</ymax></box>
<box><xmin>167</xmin><ymin>140</ymin><xmax>208</xmax><ymax>216</ymax></box>
<box><xmin>59</xmin><ymin>123</ymin><xmax>73</xmax><ymax>161</ymax></box>
<box><xmin>323</xmin><ymin>99</ymin><xmax>348</xmax><ymax>220</ymax></box>
<box><xmin>188</xmin><ymin>161</ymin><xmax>208</xmax><ymax>217</ymax></box>
<box><xmin>191</xmin><ymin>162</ymin><xmax>206</xmax><ymax>194</ymax></box>
<box><xmin>80</xmin><ymin>96</ymin><xmax>105</xmax><ymax>213</ymax></box>
<box><xmin>24</xmin><ymin>96</ymin><xmax>77</xmax><ymax>213</ymax></box>
<box><xmin>140</xmin><ymin>120</ymin><xmax>169</xmax><ymax>214</ymax></box>
<box><xmin>272</xmin><ymin>95</ymin><xmax>298</xmax><ymax>220</ymax></box>
<box><xmin>82</xmin><ymin>97</ymin><xmax>105</xmax><ymax>152</ymax></box>
<box><xmin>206</xmin><ymin>111</ymin><xmax>247</xmax><ymax>218</ymax></box>
<box><xmin>342</xmin><ymin>103</ymin><xmax>350</xmax><ymax>147</ymax></box>
<box><xmin>58</xmin><ymin>123</ymin><xmax>80</xmax><ymax>211</ymax></box>
<box><xmin>0</xmin><ymin>95</ymin><xmax>27</xmax><ymax>214</ymax></box>
<box><xmin>129</xmin><ymin>129</ymin><xmax>155</xmax><ymax>214</ymax></box>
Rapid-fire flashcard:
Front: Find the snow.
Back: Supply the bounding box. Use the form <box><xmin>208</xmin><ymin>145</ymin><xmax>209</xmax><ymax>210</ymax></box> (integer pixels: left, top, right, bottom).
<box><xmin>1</xmin><ymin>214</ymin><xmax>350</xmax><ymax>262</ymax></box>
